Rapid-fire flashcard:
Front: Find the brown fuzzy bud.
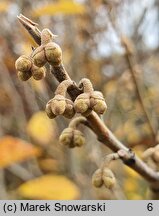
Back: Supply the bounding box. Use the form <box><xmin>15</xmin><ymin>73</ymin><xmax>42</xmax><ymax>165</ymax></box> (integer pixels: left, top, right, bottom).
<box><xmin>17</xmin><ymin>71</ymin><xmax>32</xmax><ymax>81</ymax></box>
<box><xmin>59</xmin><ymin>128</ymin><xmax>85</xmax><ymax>148</ymax></box>
<box><xmin>32</xmin><ymin>45</ymin><xmax>47</xmax><ymax>67</ymax></box>
<box><xmin>90</xmin><ymin>91</ymin><xmax>107</xmax><ymax>114</ymax></box>
<box><xmin>63</xmin><ymin>99</ymin><xmax>75</xmax><ymax>119</ymax></box>
<box><xmin>73</xmin><ymin>130</ymin><xmax>85</xmax><ymax>147</ymax></box>
<box><xmin>32</xmin><ymin>65</ymin><xmax>46</xmax><ymax>80</ymax></box>
<box><xmin>51</xmin><ymin>95</ymin><xmax>66</xmax><ymax>116</ymax></box>
<box><xmin>15</xmin><ymin>55</ymin><xmax>32</xmax><ymax>72</ymax></box>
<box><xmin>92</xmin><ymin>169</ymin><xmax>103</xmax><ymax>188</ymax></box>
<box><xmin>32</xmin><ymin>42</ymin><xmax>62</xmax><ymax>68</ymax></box>
<box><xmin>45</xmin><ymin>102</ymin><xmax>56</xmax><ymax>119</ymax></box>
<box><xmin>152</xmin><ymin>150</ymin><xmax>159</xmax><ymax>163</ymax></box>
<box><xmin>44</xmin><ymin>42</ymin><xmax>62</xmax><ymax>66</ymax></box>
<box><xmin>59</xmin><ymin>128</ymin><xmax>73</xmax><ymax>147</ymax></box>
<box><xmin>74</xmin><ymin>93</ymin><xmax>90</xmax><ymax>114</ymax></box>
<box><xmin>102</xmin><ymin>168</ymin><xmax>116</xmax><ymax>189</ymax></box>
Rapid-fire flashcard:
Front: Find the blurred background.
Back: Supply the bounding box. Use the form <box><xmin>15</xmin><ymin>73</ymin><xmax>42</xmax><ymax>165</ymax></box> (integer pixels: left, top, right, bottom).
<box><xmin>0</xmin><ymin>0</ymin><xmax>159</xmax><ymax>199</ymax></box>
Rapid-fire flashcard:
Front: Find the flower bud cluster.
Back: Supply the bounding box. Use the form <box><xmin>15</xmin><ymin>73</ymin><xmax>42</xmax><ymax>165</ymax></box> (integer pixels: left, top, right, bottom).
<box><xmin>46</xmin><ymin>96</ymin><xmax>75</xmax><ymax>119</ymax></box>
<box><xmin>46</xmin><ymin>78</ymin><xmax>107</xmax><ymax>119</ymax></box>
<box><xmin>92</xmin><ymin>168</ymin><xmax>116</xmax><ymax>189</ymax></box>
<box><xmin>15</xmin><ymin>55</ymin><xmax>45</xmax><ymax>81</ymax></box>
<box><xmin>59</xmin><ymin>127</ymin><xmax>85</xmax><ymax>148</ymax></box>
<box><xmin>31</xmin><ymin>28</ymin><xmax>62</xmax><ymax>67</ymax></box>
<box><xmin>15</xmin><ymin>28</ymin><xmax>62</xmax><ymax>81</ymax></box>
<box><xmin>45</xmin><ymin>80</ymin><xmax>75</xmax><ymax>119</ymax></box>
<box><xmin>74</xmin><ymin>78</ymin><xmax>107</xmax><ymax>116</ymax></box>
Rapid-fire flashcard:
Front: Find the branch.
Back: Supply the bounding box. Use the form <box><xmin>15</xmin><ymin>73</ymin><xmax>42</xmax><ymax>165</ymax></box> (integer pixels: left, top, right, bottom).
<box><xmin>107</xmin><ymin>13</ymin><xmax>157</xmax><ymax>145</ymax></box>
<box><xmin>17</xmin><ymin>15</ymin><xmax>159</xmax><ymax>186</ymax></box>
<box><xmin>68</xmin><ymin>116</ymin><xmax>88</xmax><ymax>129</ymax></box>
<box><xmin>122</xmin><ymin>37</ymin><xmax>157</xmax><ymax>145</ymax></box>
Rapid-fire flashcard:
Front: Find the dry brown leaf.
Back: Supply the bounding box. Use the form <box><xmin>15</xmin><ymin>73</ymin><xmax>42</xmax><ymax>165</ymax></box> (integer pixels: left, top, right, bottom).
<box><xmin>0</xmin><ymin>136</ymin><xmax>41</xmax><ymax>168</ymax></box>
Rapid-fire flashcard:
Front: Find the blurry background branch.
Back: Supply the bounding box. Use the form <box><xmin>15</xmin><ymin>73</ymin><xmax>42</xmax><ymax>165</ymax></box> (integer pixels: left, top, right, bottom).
<box><xmin>108</xmin><ymin>13</ymin><xmax>157</xmax><ymax>145</ymax></box>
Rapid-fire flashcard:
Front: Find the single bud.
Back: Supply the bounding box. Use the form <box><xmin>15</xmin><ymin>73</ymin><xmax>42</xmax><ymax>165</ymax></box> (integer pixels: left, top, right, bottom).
<box><xmin>152</xmin><ymin>150</ymin><xmax>159</xmax><ymax>163</ymax></box>
<box><xmin>45</xmin><ymin>102</ymin><xmax>56</xmax><ymax>119</ymax></box>
<box><xmin>63</xmin><ymin>99</ymin><xmax>75</xmax><ymax>119</ymax></box>
<box><xmin>102</xmin><ymin>168</ymin><xmax>116</xmax><ymax>189</ymax></box>
<box><xmin>32</xmin><ymin>45</ymin><xmax>47</xmax><ymax>67</ymax></box>
<box><xmin>74</xmin><ymin>93</ymin><xmax>90</xmax><ymax>114</ymax></box>
<box><xmin>32</xmin><ymin>65</ymin><xmax>46</xmax><ymax>80</ymax></box>
<box><xmin>59</xmin><ymin>127</ymin><xmax>85</xmax><ymax>148</ymax></box>
<box><xmin>15</xmin><ymin>55</ymin><xmax>32</xmax><ymax>72</ymax></box>
<box><xmin>90</xmin><ymin>91</ymin><xmax>107</xmax><ymax>114</ymax></box>
<box><xmin>44</xmin><ymin>42</ymin><xmax>62</xmax><ymax>66</ymax></box>
<box><xmin>73</xmin><ymin>129</ymin><xmax>85</xmax><ymax>147</ymax></box>
<box><xmin>59</xmin><ymin>128</ymin><xmax>73</xmax><ymax>146</ymax></box>
<box><xmin>51</xmin><ymin>94</ymin><xmax>66</xmax><ymax>116</ymax></box>
<box><xmin>17</xmin><ymin>71</ymin><xmax>32</xmax><ymax>81</ymax></box>
<box><xmin>92</xmin><ymin>169</ymin><xmax>103</xmax><ymax>188</ymax></box>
